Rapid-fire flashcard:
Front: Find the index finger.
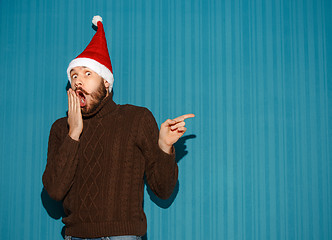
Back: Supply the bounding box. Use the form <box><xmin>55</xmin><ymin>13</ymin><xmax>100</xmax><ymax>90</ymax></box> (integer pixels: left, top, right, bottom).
<box><xmin>173</xmin><ymin>114</ymin><xmax>195</xmax><ymax>123</ymax></box>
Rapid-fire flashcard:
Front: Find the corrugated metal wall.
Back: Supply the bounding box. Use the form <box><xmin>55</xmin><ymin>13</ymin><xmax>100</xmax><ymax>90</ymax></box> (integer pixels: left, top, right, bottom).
<box><xmin>0</xmin><ymin>0</ymin><xmax>331</xmax><ymax>239</ymax></box>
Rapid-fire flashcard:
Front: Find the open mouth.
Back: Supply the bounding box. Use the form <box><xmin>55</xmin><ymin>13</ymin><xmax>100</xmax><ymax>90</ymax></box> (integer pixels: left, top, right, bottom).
<box><xmin>76</xmin><ymin>90</ymin><xmax>87</xmax><ymax>107</ymax></box>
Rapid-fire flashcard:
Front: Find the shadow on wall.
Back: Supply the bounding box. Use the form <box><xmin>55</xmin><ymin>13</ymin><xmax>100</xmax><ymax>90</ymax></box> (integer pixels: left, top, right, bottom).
<box><xmin>41</xmin><ymin>188</ymin><xmax>66</xmax><ymax>219</ymax></box>
<box><xmin>40</xmin><ymin>188</ymin><xmax>66</xmax><ymax>238</ymax></box>
<box><xmin>41</xmin><ymin>134</ymin><xmax>196</xmax><ymax>239</ymax></box>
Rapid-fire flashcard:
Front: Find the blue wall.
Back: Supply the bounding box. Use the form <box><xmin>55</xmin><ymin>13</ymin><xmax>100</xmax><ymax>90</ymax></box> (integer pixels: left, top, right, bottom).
<box><xmin>0</xmin><ymin>0</ymin><xmax>331</xmax><ymax>239</ymax></box>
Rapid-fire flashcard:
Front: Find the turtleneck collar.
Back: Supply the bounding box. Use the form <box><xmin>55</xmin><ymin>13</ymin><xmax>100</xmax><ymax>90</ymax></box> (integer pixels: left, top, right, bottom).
<box><xmin>82</xmin><ymin>93</ymin><xmax>117</xmax><ymax>119</ymax></box>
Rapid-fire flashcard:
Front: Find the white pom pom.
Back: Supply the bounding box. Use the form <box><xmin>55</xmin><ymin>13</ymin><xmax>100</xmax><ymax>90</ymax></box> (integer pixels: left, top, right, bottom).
<box><xmin>92</xmin><ymin>15</ymin><xmax>103</xmax><ymax>27</ymax></box>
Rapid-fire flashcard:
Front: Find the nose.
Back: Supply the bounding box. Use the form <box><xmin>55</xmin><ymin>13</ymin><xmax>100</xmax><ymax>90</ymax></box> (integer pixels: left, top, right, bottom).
<box><xmin>73</xmin><ymin>78</ymin><xmax>83</xmax><ymax>89</ymax></box>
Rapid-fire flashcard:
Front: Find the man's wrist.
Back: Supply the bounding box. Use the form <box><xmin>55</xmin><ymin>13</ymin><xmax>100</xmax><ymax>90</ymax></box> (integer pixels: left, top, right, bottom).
<box><xmin>158</xmin><ymin>139</ymin><xmax>173</xmax><ymax>154</ymax></box>
<box><xmin>69</xmin><ymin>131</ymin><xmax>80</xmax><ymax>141</ymax></box>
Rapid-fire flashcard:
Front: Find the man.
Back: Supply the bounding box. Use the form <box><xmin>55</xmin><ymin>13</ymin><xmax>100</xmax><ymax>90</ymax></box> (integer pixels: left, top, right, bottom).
<box><xmin>42</xmin><ymin>16</ymin><xmax>194</xmax><ymax>240</ymax></box>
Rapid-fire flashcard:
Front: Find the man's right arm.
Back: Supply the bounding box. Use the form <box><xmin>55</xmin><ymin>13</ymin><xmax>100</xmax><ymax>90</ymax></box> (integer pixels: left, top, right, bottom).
<box><xmin>42</xmin><ymin>89</ymin><xmax>83</xmax><ymax>201</ymax></box>
<box><xmin>43</xmin><ymin>119</ymin><xmax>79</xmax><ymax>201</ymax></box>
<box><xmin>42</xmin><ymin>119</ymin><xmax>80</xmax><ymax>201</ymax></box>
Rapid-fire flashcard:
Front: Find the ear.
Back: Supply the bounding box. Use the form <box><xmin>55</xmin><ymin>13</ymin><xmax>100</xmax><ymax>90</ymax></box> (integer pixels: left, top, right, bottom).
<box><xmin>104</xmin><ymin>79</ymin><xmax>110</xmax><ymax>89</ymax></box>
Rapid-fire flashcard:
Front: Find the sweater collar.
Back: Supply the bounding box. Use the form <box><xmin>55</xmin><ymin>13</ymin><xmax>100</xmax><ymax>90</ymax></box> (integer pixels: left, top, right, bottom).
<box><xmin>82</xmin><ymin>93</ymin><xmax>117</xmax><ymax>119</ymax></box>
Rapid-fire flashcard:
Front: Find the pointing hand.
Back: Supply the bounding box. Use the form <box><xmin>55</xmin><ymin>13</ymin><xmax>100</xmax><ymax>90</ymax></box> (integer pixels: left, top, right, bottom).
<box><xmin>158</xmin><ymin>114</ymin><xmax>195</xmax><ymax>154</ymax></box>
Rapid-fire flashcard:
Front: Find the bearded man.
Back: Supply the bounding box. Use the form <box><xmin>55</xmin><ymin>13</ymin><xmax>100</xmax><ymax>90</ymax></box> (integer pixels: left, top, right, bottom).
<box><xmin>42</xmin><ymin>16</ymin><xmax>194</xmax><ymax>240</ymax></box>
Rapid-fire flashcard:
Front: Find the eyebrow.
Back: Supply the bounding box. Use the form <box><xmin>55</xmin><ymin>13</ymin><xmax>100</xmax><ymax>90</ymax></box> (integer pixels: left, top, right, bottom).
<box><xmin>70</xmin><ymin>66</ymin><xmax>88</xmax><ymax>74</ymax></box>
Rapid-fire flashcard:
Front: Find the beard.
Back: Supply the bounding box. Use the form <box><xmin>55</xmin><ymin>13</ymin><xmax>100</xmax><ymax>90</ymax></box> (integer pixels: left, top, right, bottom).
<box><xmin>78</xmin><ymin>81</ymin><xmax>108</xmax><ymax>115</ymax></box>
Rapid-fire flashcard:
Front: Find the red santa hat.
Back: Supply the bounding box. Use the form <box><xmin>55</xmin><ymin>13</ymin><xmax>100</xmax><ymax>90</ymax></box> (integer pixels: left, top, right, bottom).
<box><xmin>67</xmin><ymin>15</ymin><xmax>114</xmax><ymax>92</ymax></box>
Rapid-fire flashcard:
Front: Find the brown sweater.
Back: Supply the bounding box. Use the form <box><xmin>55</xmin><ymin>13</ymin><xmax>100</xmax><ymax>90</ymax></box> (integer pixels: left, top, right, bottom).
<box><xmin>42</xmin><ymin>94</ymin><xmax>178</xmax><ymax>238</ymax></box>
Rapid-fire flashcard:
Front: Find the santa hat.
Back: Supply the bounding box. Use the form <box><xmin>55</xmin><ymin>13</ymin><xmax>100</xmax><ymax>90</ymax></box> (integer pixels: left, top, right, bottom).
<box><xmin>67</xmin><ymin>15</ymin><xmax>114</xmax><ymax>92</ymax></box>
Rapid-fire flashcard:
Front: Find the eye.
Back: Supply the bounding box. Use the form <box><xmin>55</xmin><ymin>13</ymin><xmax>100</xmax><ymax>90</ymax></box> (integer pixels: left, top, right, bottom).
<box><xmin>86</xmin><ymin>71</ymin><xmax>91</xmax><ymax>76</ymax></box>
<box><xmin>71</xmin><ymin>74</ymin><xmax>78</xmax><ymax>79</ymax></box>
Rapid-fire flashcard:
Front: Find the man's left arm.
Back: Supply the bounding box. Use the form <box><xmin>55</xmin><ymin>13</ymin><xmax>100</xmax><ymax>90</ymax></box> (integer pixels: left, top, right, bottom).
<box><xmin>138</xmin><ymin>109</ymin><xmax>194</xmax><ymax>200</ymax></box>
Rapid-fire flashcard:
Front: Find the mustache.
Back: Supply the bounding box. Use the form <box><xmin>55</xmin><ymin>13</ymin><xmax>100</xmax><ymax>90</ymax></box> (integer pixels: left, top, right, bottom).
<box><xmin>75</xmin><ymin>87</ymin><xmax>89</xmax><ymax>95</ymax></box>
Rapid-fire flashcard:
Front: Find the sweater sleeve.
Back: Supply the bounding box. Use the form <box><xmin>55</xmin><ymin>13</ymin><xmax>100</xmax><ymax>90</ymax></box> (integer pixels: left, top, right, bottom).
<box><xmin>137</xmin><ymin>109</ymin><xmax>178</xmax><ymax>200</ymax></box>
<box><xmin>42</xmin><ymin>119</ymin><xmax>80</xmax><ymax>201</ymax></box>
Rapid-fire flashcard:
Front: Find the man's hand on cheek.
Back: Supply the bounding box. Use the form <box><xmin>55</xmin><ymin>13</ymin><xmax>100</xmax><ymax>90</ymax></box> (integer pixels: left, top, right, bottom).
<box><xmin>67</xmin><ymin>88</ymin><xmax>83</xmax><ymax>141</ymax></box>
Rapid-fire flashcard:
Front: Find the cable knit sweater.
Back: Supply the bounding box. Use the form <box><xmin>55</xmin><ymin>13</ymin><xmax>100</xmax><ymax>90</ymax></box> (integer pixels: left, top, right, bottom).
<box><xmin>42</xmin><ymin>94</ymin><xmax>178</xmax><ymax>238</ymax></box>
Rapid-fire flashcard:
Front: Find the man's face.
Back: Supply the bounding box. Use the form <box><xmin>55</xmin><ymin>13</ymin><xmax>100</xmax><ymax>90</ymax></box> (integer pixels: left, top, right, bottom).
<box><xmin>70</xmin><ymin>66</ymin><xmax>109</xmax><ymax>114</ymax></box>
